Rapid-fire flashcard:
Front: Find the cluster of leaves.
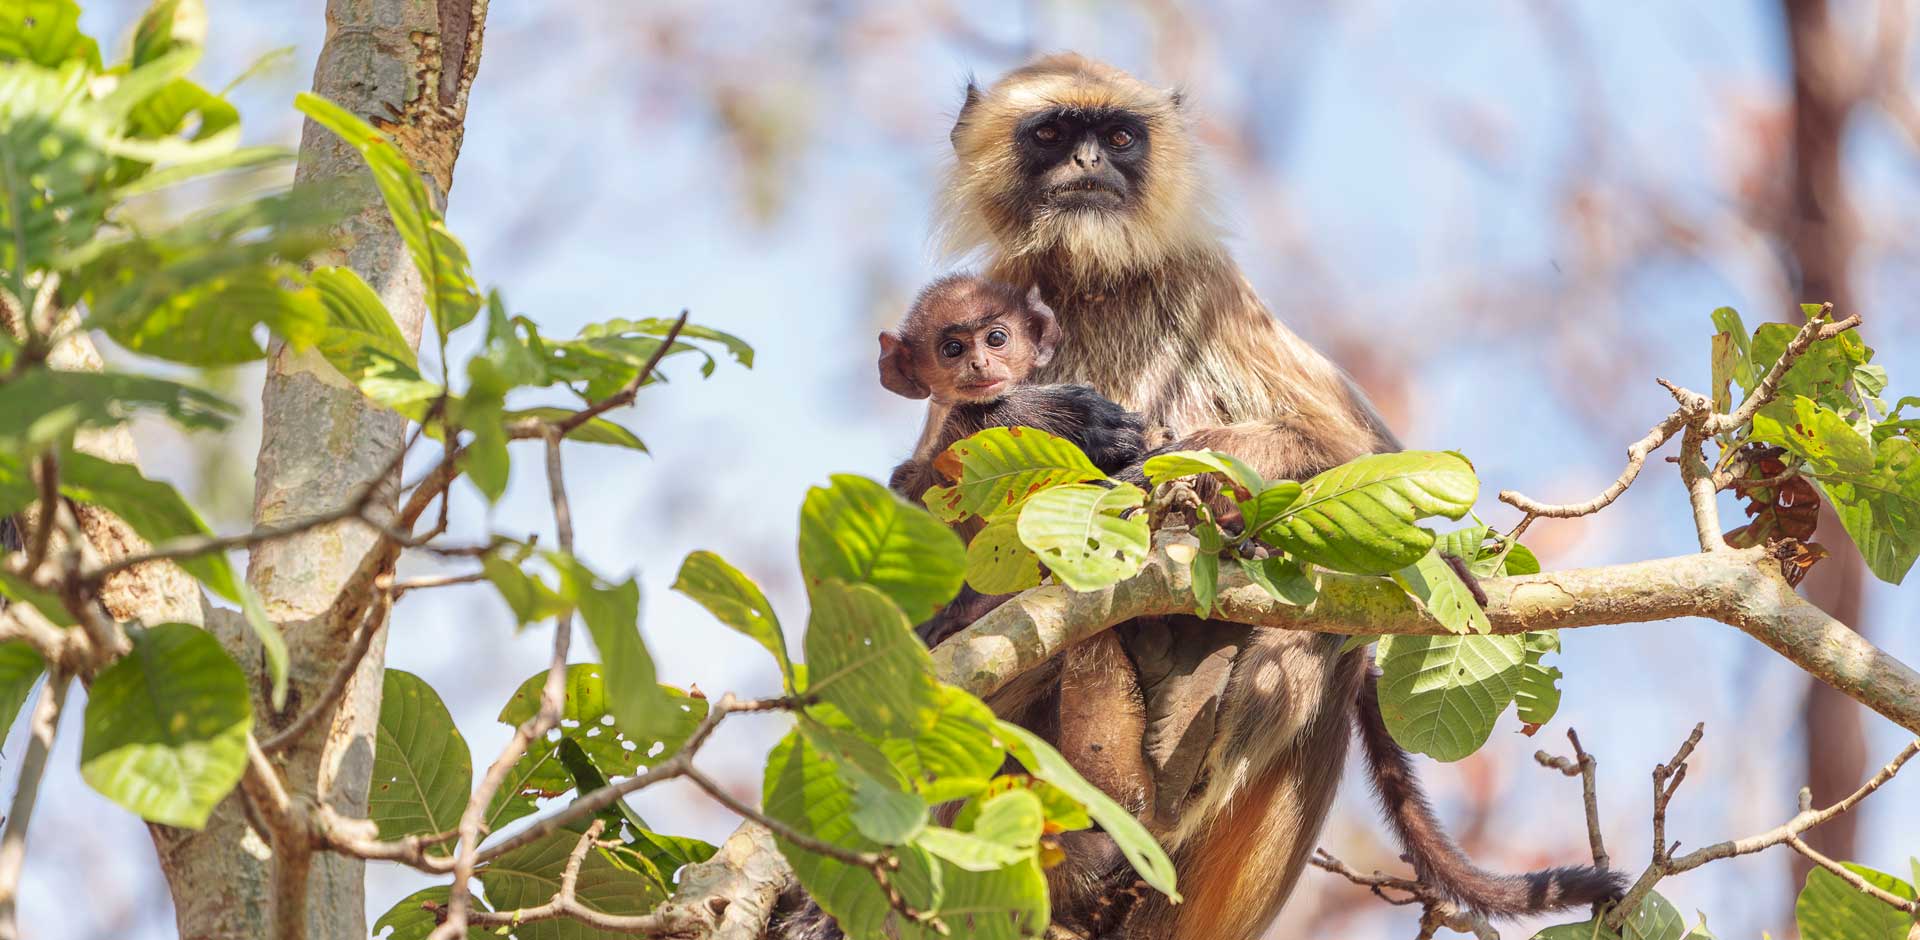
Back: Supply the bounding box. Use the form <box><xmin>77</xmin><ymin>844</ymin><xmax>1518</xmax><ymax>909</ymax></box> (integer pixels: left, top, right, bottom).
<box><xmin>923</xmin><ymin>429</ymin><xmax>1564</xmax><ymax>764</ymax></box>
<box><xmin>676</xmin><ymin>475</ymin><xmax>1177</xmax><ymax>939</ymax></box>
<box><xmin>1712</xmin><ymin>305</ymin><xmax>1920</xmax><ymax>584</ymax></box>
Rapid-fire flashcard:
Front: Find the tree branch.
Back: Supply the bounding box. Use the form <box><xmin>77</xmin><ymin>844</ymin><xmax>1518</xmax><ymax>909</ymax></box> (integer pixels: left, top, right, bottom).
<box><xmin>932</xmin><ymin>531</ymin><xmax>1920</xmax><ymax>734</ymax></box>
<box><xmin>1534</xmin><ymin>727</ymin><xmax>1609</xmax><ymax>870</ymax></box>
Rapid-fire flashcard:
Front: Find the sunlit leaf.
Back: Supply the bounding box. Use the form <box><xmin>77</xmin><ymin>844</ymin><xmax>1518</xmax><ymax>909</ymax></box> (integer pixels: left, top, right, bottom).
<box><xmin>1259</xmin><ymin>451</ymin><xmax>1478</xmax><ymax>575</ymax></box>
<box><xmin>1015</xmin><ymin>483</ymin><xmax>1149</xmax><ymax>591</ymax></box>
<box><xmin>1375</xmin><ymin>632</ymin><xmax>1524</xmax><ymax>762</ymax></box>
<box><xmin>1795</xmin><ymin>862</ymin><xmax>1916</xmax><ymax>940</ymax></box>
<box><xmin>369</xmin><ymin>670</ymin><xmax>470</xmax><ymax>853</ymax></box>
<box><xmin>672</xmin><ymin>550</ymin><xmax>794</xmax><ymax>689</ymax></box>
<box><xmin>802</xmin><ymin>578</ymin><xmax>939</xmax><ymax>735</ymax></box>
<box><xmin>798</xmin><ymin>474</ymin><xmax>964</xmax><ymax>622</ymax></box>
<box><xmin>80</xmin><ymin>624</ymin><xmax>250</xmax><ymax>828</ymax></box>
<box><xmin>1391</xmin><ymin>548</ymin><xmax>1490</xmax><ymax>635</ymax></box>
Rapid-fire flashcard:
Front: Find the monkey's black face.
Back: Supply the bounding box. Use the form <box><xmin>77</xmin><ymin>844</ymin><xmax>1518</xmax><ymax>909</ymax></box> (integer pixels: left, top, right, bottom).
<box><xmin>1014</xmin><ymin>108</ymin><xmax>1149</xmax><ymax>214</ymax></box>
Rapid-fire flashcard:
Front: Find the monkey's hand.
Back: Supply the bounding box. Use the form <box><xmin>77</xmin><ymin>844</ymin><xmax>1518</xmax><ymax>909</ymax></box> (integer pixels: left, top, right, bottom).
<box><xmin>968</xmin><ymin>385</ymin><xmax>1152</xmax><ymax>476</ymax></box>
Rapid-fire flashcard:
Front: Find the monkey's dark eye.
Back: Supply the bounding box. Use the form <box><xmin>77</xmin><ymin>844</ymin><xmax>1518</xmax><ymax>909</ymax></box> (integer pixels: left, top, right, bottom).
<box><xmin>1106</xmin><ymin>127</ymin><xmax>1135</xmax><ymax>149</ymax></box>
<box><xmin>940</xmin><ymin>340</ymin><xmax>965</xmax><ymax>359</ymax></box>
<box><xmin>1033</xmin><ymin>123</ymin><xmax>1061</xmax><ymax>144</ymax></box>
<box><xmin>985</xmin><ymin>328</ymin><xmax>1009</xmax><ymax>348</ymax></box>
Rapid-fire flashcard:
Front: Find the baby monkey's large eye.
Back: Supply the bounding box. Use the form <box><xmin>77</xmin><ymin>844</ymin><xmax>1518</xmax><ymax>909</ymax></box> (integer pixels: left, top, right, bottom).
<box><xmin>1107</xmin><ymin>127</ymin><xmax>1135</xmax><ymax>150</ymax></box>
<box><xmin>985</xmin><ymin>328</ymin><xmax>1010</xmax><ymax>348</ymax></box>
<box><xmin>1033</xmin><ymin>123</ymin><xmax>1061</xmax><ymax>144</ymax></box>
<box><xmin>940</xmin><ymin>340</ymin><xmax>966</xmax><ymax>359</ymax></box>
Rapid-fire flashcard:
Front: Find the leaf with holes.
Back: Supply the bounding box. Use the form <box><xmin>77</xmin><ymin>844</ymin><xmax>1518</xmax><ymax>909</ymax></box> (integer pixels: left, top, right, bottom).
<box><xmin>80</xmin><ymin>624</ymin><xmax>250</xmax><ymax>828</ymax></box>
<box><xmin>964</xmin><ymin>519</ymin><xmax>1043</xmax><ymax>595</ymax></box>
<box><xmin>478</xmin><ymin>829</ymin><xmax>668</xmax><ymax>939</ymax></box>
<box><xmin>937</xmin><ymin>426</ymin><xmax>1107</xmax><ymax>520</ymax></box>
<box><xmin>372</xmin><ymin>886</ymin><xmax>490</xmax><ymax>940</ymax></box>
<box><xmin>550</xmin><ymin>554</ymin><xmax>685</xmax><ymax>749</ymax></box>
<box><xmin>1015</xmin><ymin>483</ymin><xmax>1149</xmax><ymax>591</ymax></box>
<box><xmin>1258</xmin><ymin>451</ymin><xmax>1478</xmax><ymax>575</ymax></box>
<box><xmin>799</xmin><ymin>474</ymin><xmax>965</xmax><ymax>622</ymax></box>
<box><xmin>369</xmin><ymin>670</ymin><xmax>470</xmax><ymax>853</ymax></box>
<box><xmin>1375</xmin><ymin>632</ymin><xmax>1524</xmax><ymax>762</ymax></box>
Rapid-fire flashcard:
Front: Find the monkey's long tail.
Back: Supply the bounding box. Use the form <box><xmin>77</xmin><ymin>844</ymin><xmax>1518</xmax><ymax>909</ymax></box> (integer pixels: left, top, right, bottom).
<box><xmin>1355</xmin><ymin>663</ymin><xmax>1626</xmax><ymax>918</ymax></box>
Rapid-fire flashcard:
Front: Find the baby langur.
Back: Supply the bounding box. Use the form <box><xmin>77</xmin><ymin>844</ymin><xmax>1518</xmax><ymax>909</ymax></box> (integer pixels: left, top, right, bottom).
<box><xmin>878</xmin><ymin>274</ymin><xmax>1162</xmax><ymax>935</ymax></box>
<box><xmin>879</xmin><ymin>273</ymin><xmax>1157</xmax><ymax>504</ymax></box>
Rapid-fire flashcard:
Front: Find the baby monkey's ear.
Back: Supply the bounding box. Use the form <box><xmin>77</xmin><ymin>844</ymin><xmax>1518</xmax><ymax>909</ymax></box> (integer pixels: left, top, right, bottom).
<box><xmin>1024</xmin><ymin>286</ymin><xmax>1061</xmax><ymax>368</ymax></box>
<box><xmin>877</xmin><ymin>331</ymin><xmax>930</xmax><ymax>400</ymax></box>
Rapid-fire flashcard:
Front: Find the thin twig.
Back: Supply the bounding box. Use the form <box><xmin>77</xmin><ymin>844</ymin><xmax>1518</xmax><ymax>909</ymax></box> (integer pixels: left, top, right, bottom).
<box><xmin>427</xmin><ymin>821</ymin><xmax>702</xmax><ymax>935</ymax></box>
<box><xmin>1534</xmin><ymin>727</ymin><xmax>1608</xmax><ymax>870</ymax></box>
<box><xmin>430</xmin><ymin>435</ymin><xmax>580</xmax><ymax>940</ymax></box>
<box><xmin>1610</xmin><ymin>735</ymin><xmax>1918</xmax><ymax>929</ymax></box>
<box><xmin>1709</xmin><ymin>309</ymin><xmax>1861</xmax><ymax>434</ymax></box>
<box><xmin>549</xmin><ymin>311</ymin><xmax>688</xmax><ymax>439</ymax></box>
<box><xmin>22</xmin><ymin>453</ymin><xmax>56</xmax><ymax>577</ymax></box>
<box><xmin>1309</xmin><ymin>850</ymin><xmax>1497</xmax><ymax>940</ymax></box>
<box><xmin>1786</xmin><ymin>835</ymin><xmax>1920</xmax><ymax>914</ymax></box>
<box><xmin>0</xmin><ymin>671</ymin><xmax>68</xmax><ymax>940</ymax></box>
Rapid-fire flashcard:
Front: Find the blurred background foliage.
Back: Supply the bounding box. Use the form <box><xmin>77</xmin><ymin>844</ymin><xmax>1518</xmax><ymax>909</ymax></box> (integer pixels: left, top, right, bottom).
<box><xmin>19</xmin><ymin>1</ymin><xmax>1920</xmax><ymax>937</ymax></box>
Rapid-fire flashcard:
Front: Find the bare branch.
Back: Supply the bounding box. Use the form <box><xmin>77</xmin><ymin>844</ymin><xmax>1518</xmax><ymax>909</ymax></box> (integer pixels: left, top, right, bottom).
<box><xmin>1309</xmin><ymin>850</ymin><xmax>1498</xmax><ymax>940</ymax></box>
<box><xmin>1610</xmin><ymin>735</ymin><xmax>1918</xmax><ymax>927</ymax></box>
<box><xmin>0</xmin><ymin>672</ymin><xmax>69</xmax><ymax>940</ymax></box>
<box><xmin>1534</xmin><ymin>727</ymin><xmax>1608</xmax><ymax>870</ymax></box>
<box><xmin>1708</xmin><ymin>308</ymin><xmax>1861</xmax><ymax>434</ymax></box>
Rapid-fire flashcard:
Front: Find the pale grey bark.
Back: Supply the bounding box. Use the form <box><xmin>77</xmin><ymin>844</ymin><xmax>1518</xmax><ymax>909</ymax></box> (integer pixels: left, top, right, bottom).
<box><xmin>145</xmin><ymin>2</ymin><xmax>489</xmax><ymax>938</ymax></box>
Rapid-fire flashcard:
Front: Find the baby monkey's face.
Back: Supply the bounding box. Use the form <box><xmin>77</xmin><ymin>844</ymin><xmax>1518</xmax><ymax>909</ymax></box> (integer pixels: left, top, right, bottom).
<box><xmin>919</xmin><ymin>307</ymin><xmax>1035</xmax><ymax>404</ymax></box>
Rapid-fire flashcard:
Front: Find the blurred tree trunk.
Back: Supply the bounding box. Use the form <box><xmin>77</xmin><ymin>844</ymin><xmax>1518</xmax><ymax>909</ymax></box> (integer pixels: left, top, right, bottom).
<box><xmin>141</xmin><ymin>2</ymin><xmax>490</xmax><ymax>938</ymax></box>
<box><xmin>1778</xmin><ymin>0</ymin><xmax>1868</xmax><ymax>910</ymax></box>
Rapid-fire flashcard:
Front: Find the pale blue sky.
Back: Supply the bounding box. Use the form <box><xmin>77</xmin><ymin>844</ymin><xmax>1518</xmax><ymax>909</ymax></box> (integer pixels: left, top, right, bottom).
<box><xmin>23</xmin><ymin>2</ymin><xmax>1920</xmax><ymax>938</ymax></box>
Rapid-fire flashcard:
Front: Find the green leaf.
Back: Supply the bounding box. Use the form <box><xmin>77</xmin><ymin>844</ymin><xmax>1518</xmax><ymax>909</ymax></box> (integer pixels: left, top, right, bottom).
<box><xmin>1237</xmin><ymin>555</ymin><xmax>1318</xmax><ymax>606</ymax></box>
<box><xmin>372</xmin><ymin>886</ymin><xmax>490</xmax><ymax>940</ymax></box>
<box><xmin>1795</xmin><ymin>862</ymin><xmax>1917</xmax><ymax>940</ymax></box>
<box><xmin>1191</xmin><ymin>551</ymin><xmax>1219</xmax><ymax>618</ymax></box>
<box><xmin>916</xmin><ymin>788</ymin><xmax>1044</xmax><ymax>872</ymax></box>
<box><xmin>79</xmin><ymin>624</ymin><xmax>250</xmax><ymax>828</ymax></box>
<box><xmin>1375</xmin><ymin>632</ymin><xmax>1524</xmax><ymax>762</ymax></box>
<box><xmin>0</xmin><ymin>1</ymin><xmax>102</xmax><ymax>69</ymax></box>
<box><xmin>502</xmin><ymin>408</ymin><xmax>646</xmax><ymax>451</ymax></box>
<box><xmin>1260</xmin><ymin>451</ymin><xmax>1479</xmax><ymax>575</ymax></box>
<box><xmin>964</xmin><ymin>519</ymin><xmax>1044</xmax><ymax>595</ymax></box>
<box><xmin>995</xmin><ymin>721</ymin><xmax>1178</xmax><ymax>902</ymax></box>
<box><xmin>951</xmin><ymin>774</ymin><xmax>1090</xmax><ymax>833</ymax></box>
<box><xmin>1391</xmin><ymin>548</ymin><xmax>1490</xmax><ymax>635</ymax></box>
<box><xmin>0</xmin><ymin>641</ymin><xmax>43</xmax><ymax>735</ymax></box>
<box><xmin>481</xmin><ymin>554</ymin><xmax>570</xmax><ymax>628</ymax></box>
<box><xmin>576</xmin><ymin>316</ymin><xmax>755</xmax><ymax>371</ymax></box>
<box><xmin>673</xmin><ymin>550</ymin><xmax>794</xmax><ymax>689</ymax></box>
<box><xmin>798</xmin><ymin>474</ymin><xmax>965</xmax><ymax>622</ymax></box>
<box><xmin>294</xmin><ymin>93</ymin><xmax>480</xmax><ymax>346</ymax></box>
<box><xmin>1515</xmin><ymin>631</ymin><xmax>1563</xmax><ymax>727</ymax></box>
<box><xmin>1819</xmin><ymin>436</ymin><xmax>1920</xmax><ymax>584</ymax></box>
<box><xmin>0</xmin><ymin>370</ymin><xmax>234</xmax><ymax>454</ymax></box>
<box><xmin>1140</xmin><ymin>450</ymin><xmax>1267</xmax><ymax>496</ymax></box>
<box><xmin>549</xmin><ymin>555</ymin><xmax>684</xmax><ymax>749</ymax></box>
<box><xmin>803</xmin><ymin>579</ymin><xmax>940</xmax><ymax>735</ymax></box>
<box><xmin>870</xmin><ymin>685</ymin><xmax>1005</xmax><ymax>789</ymax></box>
<box><xmin>846</xmin><ymin>761</ymin><xmax>928</xmax><ymax>845</ymax></box>
<box><xmin>56</xmin><ymin>453</ymin><xmax>289</xmax><ymax>703</ymax></box>
<box><xmin>623</xmin><ymin>827</ymin><xmax>719</xmax><ymax>884</ymax></box>
<box><xmin>762</xmin><ymin>728</ymin><xmax>944</xmax><ymax>939</ymax></box>
<box><xmin>1533</xmin><ymin>890</ymin><xmax>1688</xmax><ymax>940</ymax></box>
<box><xmin>1237</xmin><ymin>481</ymin><xmax>1305</xmax><ymax>536</ymax></box>
<box><xmin>1710</xmin><ymin>306</ymin><xmax>1752</xmax><ymax>413</ymax></box>
<box><xmin>478</xmin><ymin>830</ymin><xmax>669</xmax><ymax>939</ymax></box>
<box><xmin>0</xmin><ymin>63</ymin><xmax>110</xmax><ymax>288</ymax></box>
<box><xmin>1752</xmin><ymin>396</ymin><xmax>1874</xmax><ymax>475</ymax></box>
<box><xmin>1015</xmin><ymin>483</ymin><xmax>1150</xmax><ymax>591</ymax></box>
<box><xmin>490</xmin><ymin>665</ymin><xmax>705</xmax><ymax>831</ymax></box>
<box><xmin>935</xmin><ymin>426</ymin><xmax>1107</xmax><ymax>519</ymax></box>
<box><xmin>369</xmin><ymin>670</ymin><xmax>470</xmax><ymax>853</ymax></box>
<box><xmin>1745</xmin><ymin>320</ymin><xmax>1870</xmax><ymax>417</ymax></box>
<box><xmin>312</xmin><ymin>265</ymin><xmax>417</xmax><ymax>371</ymax></box>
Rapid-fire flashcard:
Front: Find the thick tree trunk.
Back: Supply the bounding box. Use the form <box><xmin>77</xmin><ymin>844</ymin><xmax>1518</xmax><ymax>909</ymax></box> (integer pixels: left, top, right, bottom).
<box><xmin>1778</xmin><ymin>0</ymin><xmax>1868</xmax><ymax>907</ymax></box>
<box><xmin>148</xmin><ymin>3</ymin><xmax>489</xmax><ymax>938</ymax></box>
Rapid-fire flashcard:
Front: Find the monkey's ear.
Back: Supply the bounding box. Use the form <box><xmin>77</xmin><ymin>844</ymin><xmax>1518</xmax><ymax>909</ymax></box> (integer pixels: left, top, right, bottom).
<box><xmin>1168</xmin><ymin>87</ymin><xmax>1187</xmax><ymax>110</ymax></box>
<box><xmin>950</xmin><ymin>80</ymin><xmax>982</xmax><ymax>150</ymax></box>
<box><xmin>878</xmin><ymin>331</ymin><xmax>930</xmax><ymax>400</ymax></box>
<box><xmin>1024</xmin><ymin>286</ymin><xmax>1061</xmax><ymax>368</ymax></box>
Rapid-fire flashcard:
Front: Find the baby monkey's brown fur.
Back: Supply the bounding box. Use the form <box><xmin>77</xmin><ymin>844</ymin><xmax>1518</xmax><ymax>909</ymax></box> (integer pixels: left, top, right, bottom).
<box><xmin>878</xmin><ymin>275</ymin><xmax>1164</xmax><ymax>930</ymax></box>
